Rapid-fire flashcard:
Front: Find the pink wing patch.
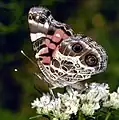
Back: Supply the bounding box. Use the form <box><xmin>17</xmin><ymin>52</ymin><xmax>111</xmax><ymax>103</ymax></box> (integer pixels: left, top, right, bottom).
<box><xmin>39</xmin><ymin>29</ymin><xmax>70</xmax><ymax>64</ymax></box>
<box><xmin>52</xmin><ymin>29</ymin><xmax>64</xmax><ymax>43</ymax></box>
<box><xmin>47</xmin><ymin>29</ymin><xmax>69</xmax><ymax>43</ymax></box>
<box><xmin>45</xmin><ymin>39</ymin><xmax>56</xmax><ymax>50</ymax></box>
<box><xmin>42</xmin><ymin>56</ymin><xmax>51</xmax><ymax>64</ymax></box>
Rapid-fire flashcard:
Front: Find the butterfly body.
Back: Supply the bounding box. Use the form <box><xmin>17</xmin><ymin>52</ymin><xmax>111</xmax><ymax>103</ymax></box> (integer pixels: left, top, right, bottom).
<box><xmin>28</xmin><ymin>6</ymin><xmax>108</xmax><ymax>89</ymax></box>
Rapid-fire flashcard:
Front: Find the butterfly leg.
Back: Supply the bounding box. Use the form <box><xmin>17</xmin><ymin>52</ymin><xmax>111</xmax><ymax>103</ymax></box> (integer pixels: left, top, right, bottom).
<box><xmin>34</xmin><ymin>72</ymin><xmax>56</xmax><ymax>98</ymax></box>
<box><xmin>66</xmin><ymin>86</ymin><xmax>74</xmax><ymax>94</ymax></box>
<box><xmin>49</xmin><ymin>86</ymin><xmax>57</xmax><ymax>99</ymax></box>
<box><xmin>34</xmin><ymin>72</ymin><xmax>42</xmax><ymax>79</ymax></box>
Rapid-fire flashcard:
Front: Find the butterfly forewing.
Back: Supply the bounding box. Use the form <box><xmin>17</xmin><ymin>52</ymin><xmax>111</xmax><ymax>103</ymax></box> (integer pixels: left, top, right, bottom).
<box><xmin>28</xmin><ymin>6</ymin><xmax>108</xmax><ymax>89</ymax></box>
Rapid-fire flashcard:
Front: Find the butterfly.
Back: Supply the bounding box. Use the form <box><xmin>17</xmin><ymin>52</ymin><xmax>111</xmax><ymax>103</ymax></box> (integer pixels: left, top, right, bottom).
<box><xmin>28</xmin><ymin>6</ymin><xmax>108</xmax><ymax>90</ymax></box>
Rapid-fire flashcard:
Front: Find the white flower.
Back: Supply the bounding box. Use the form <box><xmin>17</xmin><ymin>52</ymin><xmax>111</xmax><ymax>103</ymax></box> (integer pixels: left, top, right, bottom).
<box><xmin>117</xmin><ymin>87</ymin><xmax>119</xmax><ymax>93</ymax></box>
<box><xmin>36</xmin><ymin>107</ymin><xmax>42</xmax><ymax>114</ymax></box>
<box><xmin>103</xmin><ymin>88</ymin><xmax>119</xmax><ymax>109</ymax></box>
<box><xmin>78</xmin><ymin>83</ymin><xmax>109</xmax><ymax>116</ymax></box>
<box><xmin>80</xmin><ymin>102</ymin><xmax>100</xmax><ymax>116</ymax></box>
<box><xmin>79</xmin><ymin>94</ymin><xmax>87</xmax><ymax>101</ymax></box>
<box><xmin>57</xmin><ymin>88</ymin><xmax>80</xmax><ymax>115</ymax></box>
<box><xmin>31</xmin><ymin>98</ymin><xmax>40</xmax><ymax>108</ymax></box>
<box><xmin>40</xmin><ymin>93</ymin><xmax>51</xmax><ymax>105</ymax></box>
<box><xmin>31</xmin><ymin>83</ymin><xmax>119</xmax><ymax>119</ymax></box>
<box><xmin>87</xmin><ymin>83</ymin><xmax>109</xmax><ymax>102</ymax></box>
<box><xmin>31</xmin><ymin>94</ymin><xmax>55</xmax><ymax>115</ymax></box>
<box><xmin>55</xmin><ymin>112</ymin><xmax>70</xmax><ymax>120</ymax></box>
<box><xmin>79</xmin><ymin>83</ymin><xmax>109</xmax><ymax>103</ymax></box>
<box><xmin>53</xmin><ymin>118</ymin><xmax>59</xmax><ymax>120</ymax></box>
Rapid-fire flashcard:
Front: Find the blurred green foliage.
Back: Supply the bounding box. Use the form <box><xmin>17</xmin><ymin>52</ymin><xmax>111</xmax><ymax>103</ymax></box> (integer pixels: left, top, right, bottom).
<box><xmin>0</xmin><ymin>0</ymin><xmax>119</xmax><ymax>119</ymax></box>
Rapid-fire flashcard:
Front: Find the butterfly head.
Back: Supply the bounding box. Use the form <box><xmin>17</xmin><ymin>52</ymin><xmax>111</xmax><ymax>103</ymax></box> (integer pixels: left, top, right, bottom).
<box><xmin>28</xmin><ymin>7</ymin><xmax>52</xmax><ymax>36</ymax></box>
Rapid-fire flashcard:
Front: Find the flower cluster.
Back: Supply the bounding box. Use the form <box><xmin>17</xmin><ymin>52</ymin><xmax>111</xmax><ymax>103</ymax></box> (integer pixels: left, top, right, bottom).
<box><xmin>103</xmin><ymin>87</ymin><xmax>119</xmax><ymax>109</ymax></box>
<box><xmin>31</xmin><ymin>90</ymin><xmax>80</xmax><ymax>120</ymax></box>
<box><xmin>79</xmin><ymin>83</ymin><xmax>109</xmax><ymax>116</ymax></box>
<box><xmin>31</xmin><ymin>83</ymin><xmax>119</xmax><ymax>120</ymax></box>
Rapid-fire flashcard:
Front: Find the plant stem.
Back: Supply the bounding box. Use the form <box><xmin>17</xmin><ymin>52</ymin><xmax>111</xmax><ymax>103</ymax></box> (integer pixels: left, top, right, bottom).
<box><xmin>105</xmin><ymin>112</ymin><xmax>111</xmax><ymax>120</ymax></box>
<box><xmin>78</xmin><ymin>112</ymin><xmax>86</xmax><ymax>120</ymax></box>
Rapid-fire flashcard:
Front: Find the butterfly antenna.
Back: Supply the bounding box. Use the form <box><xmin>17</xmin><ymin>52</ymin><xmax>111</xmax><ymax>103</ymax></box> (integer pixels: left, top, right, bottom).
<box><xmin>34</xmin><ymin>72</ymin><xmax>42</xmax><ymax>79</ymax></box>
<box><xmin>21</xmin><ymin>50</ymin><xmax>38</xmax><ymax>67</ymax></box>
<box><xmin>21</xmin><ymin>50</ymin><xmax>44</xmax><ymax>82</ymax></box>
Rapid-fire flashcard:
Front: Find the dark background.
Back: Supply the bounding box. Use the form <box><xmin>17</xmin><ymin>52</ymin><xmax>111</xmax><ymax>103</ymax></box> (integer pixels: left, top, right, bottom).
<box><xmin>0</xmin><ymin>0</ymin><xmax>119</xmax><ymax>119</ymax></box>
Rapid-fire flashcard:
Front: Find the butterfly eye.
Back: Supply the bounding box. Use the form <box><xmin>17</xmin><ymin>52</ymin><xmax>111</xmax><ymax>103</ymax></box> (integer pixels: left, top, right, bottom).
<box><xmin>72</xmin><ymin>43</ymin><xmax>83</xmax><ymax>53</ymax></box>
<box><xmin>39</xmin><ymin>17</ymin><xmax>46</xmax><ymax>24</ymax></box>
<box><xmin>28</xmin><ymin>14</ymin><xmax>32</xmax><ymax>20</ymax></box>
<box><xmin>32</xmin><ymin>13</ymin><xmax>37</xmax><ymax>20</ymax></box>
<box><xmin>85</xmin><ymin>54</ymin><xmax>98</xmax><ymax>67</ymax></box>
<box><xmin>46</xmin><ymin>10</ymin><xmax>51</xmax><ymax>17</ymax></box>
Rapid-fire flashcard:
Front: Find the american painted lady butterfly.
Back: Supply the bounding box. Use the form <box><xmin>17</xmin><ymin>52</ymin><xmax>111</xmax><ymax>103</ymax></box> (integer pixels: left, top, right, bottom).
<box><xmin>28</xmin><ymin>6</ymin><xmax>108</xmax><ymax>90</ymax></box>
